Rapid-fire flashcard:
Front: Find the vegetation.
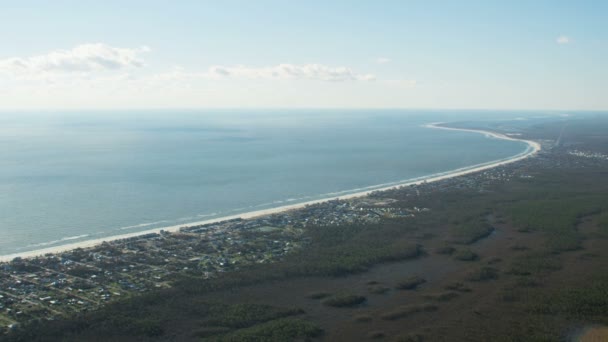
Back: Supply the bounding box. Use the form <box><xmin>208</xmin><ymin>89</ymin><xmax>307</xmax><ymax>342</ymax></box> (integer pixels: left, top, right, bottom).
<box><xmin>444</xmin><ymin>282</ymin><xmax>472</xmax><ymax>292</ymax></box>
<box><xmin>368</xmin><ymin>285</ymin><xmax>390</xmax><ymax>294</ymax></box>
<box><xmin>395</xmin><ymin>333</ymin><xmax>425</xmax><ymax>342</ymax></box>
<box><xmin>353</xmin><ymin>315</ymin><xmax>372</xmax><ymax>322</ymax></box>
<box><xmin>209</xmin><ymin>318</ymin><xmax>322</xmax><ymax>342</ymax></box>
<box><xmin>306</xmin><ymin>292</ymin><xmax>331</xmax><ymax>300</ymax></box>
<box><xmin>424</xmin><ymin>291</ymin><xmax>460</xmax><ymax>302</ymax></box>
<box><xmin>509</xmin><ymin>197</ymin><xmax>603</xmax><ymax>253</ymax></box>
<box><xmin>466</xmin><ymin>267</ymin><xmax>499</xmax><ymax>282</ymax></box>
<box><xmin>322</xmin><ymin>293</ymin><xmax>366</xmax><ymax>308</ymax></box>
<box><xmin>395</xmin><ymin>276</ymin><xmax>426</xmax><ymax>290</ymax></box>
<box><xmin>434</xmin><ymin>244</ymin><xmax>456</xmax><ymax>255</ymax></box>
<box><xmin>533</xmin><ymin>273</ymin><xmax>608</xmax><ymax>323</ymax></box>
<box><xmin>598</xmin><ymin>211</ymin><xmax>608</xmax><ymax>237</ymax></box>
<box><xmin>368</xmin><ymin>330</ymin><xmax>386</xmax><ymax>339</ymax></box>
<box><xmin>381</xmin><ymin>304</ymin><xmax>438</xmax><ymax>320</ymax></box>
<box><xmin>513</xmin><ymin>276</ymin><xmax>539</xmax><ymax>288</ymax></box>
<box><xmin>291</xmin><ymin>225</ymin><xmax>423</xmax><ymax>277</ymax></box>
<box><xmin>510</xmin><ymin>244</ymin><xmax>529</xmax><ymax>251</ymax></box>
<box><xmin>4</xmin><ymin>299</ymin><xmax>308</xmax><ymax>341</ymax></box>
<box><xmin>508</xmin><ymin>253</ymin><xmax>562</xmax><ymax>276</ymax></box>
<box><xmin>451</xmin><ymin>221</ymin><xmax>494</xmax><ymax>244</ymax></box>
<box><xmin>167</xmin><ymin>224</ymin><xmax>423</xmax><ymax>295</ymax></box>
<box><xmin>453</xmin><ymin>248</ymin><xmax>479</xmax><ymax>261</ymax></box>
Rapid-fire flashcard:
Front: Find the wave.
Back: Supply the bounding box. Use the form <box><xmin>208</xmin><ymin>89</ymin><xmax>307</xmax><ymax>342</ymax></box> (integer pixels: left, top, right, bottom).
<box><xmin>119</xmin><ymin>220</ymin><xmax>169</xmax><ymax>230</ymax></box>
<box><xmin>197</xmin><ymin>212</ymin><xmax>218</xmax><ymax>218</ymax></box>
<box><xmin>25</xmin><ymin>234</ymin><xmax>90</xmax><ymax>248</ymax></box>
<box><xmin>118</xmin><ymin>212</ymin><xmax>221</xmax><ymax>231</ymax></box>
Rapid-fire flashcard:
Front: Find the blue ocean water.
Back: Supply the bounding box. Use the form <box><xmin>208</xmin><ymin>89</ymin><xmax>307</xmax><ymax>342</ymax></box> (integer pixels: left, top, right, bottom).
<box><xmin>0</xmin><ymin>110</ymin><xmax>532</xmax><ymax>255</ymax></box>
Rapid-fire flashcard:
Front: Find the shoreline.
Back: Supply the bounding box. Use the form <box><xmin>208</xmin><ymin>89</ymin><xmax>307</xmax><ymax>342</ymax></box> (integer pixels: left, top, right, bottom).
<box><xmin>0</xmin><ymin>123</ymin><xmax>541</xmax><ymax>262</ymax></box>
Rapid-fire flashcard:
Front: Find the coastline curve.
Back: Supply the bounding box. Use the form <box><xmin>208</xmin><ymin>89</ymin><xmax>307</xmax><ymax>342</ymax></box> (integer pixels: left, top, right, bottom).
<box><xmin>0</xmin><ymin>123</ymin><xmax>541</xmax><ymax>261</ymax></box>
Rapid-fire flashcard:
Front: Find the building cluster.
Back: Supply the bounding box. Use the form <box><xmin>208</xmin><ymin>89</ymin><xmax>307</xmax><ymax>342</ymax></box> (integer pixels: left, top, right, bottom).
<box><xmin>568</xmin><ymin>149</ymin><xmax>608</xmax><ymax>161</ymax></box>
<box><xmin>0</xmin><ymin>195</ymin><xmax>429</xmax><ymax>330</ymax></box>
<box><xmin>0</xmin><ymin>220</ymin><xmax>305</xmax><ymax>330</ymax></box>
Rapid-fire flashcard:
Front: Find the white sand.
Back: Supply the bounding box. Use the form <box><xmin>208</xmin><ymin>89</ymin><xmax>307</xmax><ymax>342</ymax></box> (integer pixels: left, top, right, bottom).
<box><xmin>0</xmin><ymin>123</ymin><xmax>541</xmax><ymax>262</ymax></box>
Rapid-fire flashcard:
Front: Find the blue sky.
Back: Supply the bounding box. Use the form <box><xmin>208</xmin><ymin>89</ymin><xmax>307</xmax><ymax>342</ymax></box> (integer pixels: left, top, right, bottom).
<box><xmin>0</xmin><ymin>1</ymin><xmax>606</xmax><ymax>109</ymax></box>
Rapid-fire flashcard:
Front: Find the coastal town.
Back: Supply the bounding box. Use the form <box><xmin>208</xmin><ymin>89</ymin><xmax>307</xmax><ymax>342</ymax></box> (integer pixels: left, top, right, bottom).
<box><xmin>1</xmin><ymin>137</ymin><xmax>606</xmax><ymax>333</ymax></box>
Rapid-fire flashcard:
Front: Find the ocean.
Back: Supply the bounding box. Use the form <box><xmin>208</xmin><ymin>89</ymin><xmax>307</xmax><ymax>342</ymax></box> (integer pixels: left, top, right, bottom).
<box><xmin>0</xmin><ymin>110</ymin><xmax>533</xmax><ymax>256</ymax></box>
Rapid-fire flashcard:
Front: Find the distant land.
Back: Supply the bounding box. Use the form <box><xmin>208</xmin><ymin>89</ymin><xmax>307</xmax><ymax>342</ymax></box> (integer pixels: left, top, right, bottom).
<box><xmin>2</xmin><ymin>112</ymin><xmax>608</xmax><ymax>341</ymax></box>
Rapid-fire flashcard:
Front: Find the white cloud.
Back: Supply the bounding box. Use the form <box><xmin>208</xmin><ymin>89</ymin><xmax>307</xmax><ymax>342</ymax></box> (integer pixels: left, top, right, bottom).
<box><xmin>1</xmin><ymin>45</ymin><xmax>373</xmax><ymax>84</ymax></box>
<box><xmin>206</xmin><ymin>63</ymin><xmax>375</xmax><ymax>82</ymax></box>
<box><xmin>376</xmin><ymin>57</ymin><xmax>391</xmax><ymax>64</ymax></box>
<box><xmin>556</xmin><ymin>35</ymin><xmax>571</xmax><ymax>44</ymax></box>
<box><xmin>0</xmin><ymin>43</ymin><xmax>150</xmax><ymax>76</ymax></box>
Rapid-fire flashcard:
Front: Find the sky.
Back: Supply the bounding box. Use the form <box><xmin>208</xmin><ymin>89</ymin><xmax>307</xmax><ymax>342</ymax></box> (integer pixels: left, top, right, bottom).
<box><xmin>0</xmin><ymin>0</ymin><xmax>606</xmax><ymax>110</ymax></box>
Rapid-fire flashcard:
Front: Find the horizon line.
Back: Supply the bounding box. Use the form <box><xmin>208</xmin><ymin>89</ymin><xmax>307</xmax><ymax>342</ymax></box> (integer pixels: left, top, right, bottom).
<box><xmin>1</xmin><ymin>107</ymin><xmax>607</xmax><ymax>113</ymax></box>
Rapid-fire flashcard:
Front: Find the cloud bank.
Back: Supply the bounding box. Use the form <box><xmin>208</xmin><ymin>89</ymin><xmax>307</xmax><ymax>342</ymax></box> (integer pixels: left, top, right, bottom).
<box><xmin>207</xmin><ymin>63</ymin><xmax>375</xmax><ymax>82</ymax></box>
<box><xmin>1</xmin><ymin>44</ymin><xmax>374</xmax><ymax>84</ymax></box>
<box><xmin>0</xmin><ymin>43</ymin><xmax>150</xmax><ymax>75</ymax></box>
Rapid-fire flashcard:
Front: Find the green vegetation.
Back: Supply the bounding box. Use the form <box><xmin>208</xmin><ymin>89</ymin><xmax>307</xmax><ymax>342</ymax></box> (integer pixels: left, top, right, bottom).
<box><xmin>487</xmin><ymin>257</ymin><xmax>502</xmax><ymax>264</ymax></box>
<box><xmin>509</xmin><ymin>198</ymin><xmax>603</xmax><ymax>253</ymax></box>
<box><xmin>466</xmin><ymin>267</ymin><xmax>499</xmax><ymax>282</ymax></box>
<box><xmin>396</xmin><ymin>276</ymin><xmax>426</xmax><ymax>290</ymax></box>
<box><xmin>381</xmin><ymin>304</ymin><xmax>438</xmax><ymax>320</ymax></box>
<box><xmin>451</xmin><ymin>221</ymin><xmax>494</xmax><ymax>244</ymax></box>
<box><xmin>306</xmin><ymin>292</ymin><xmax>331</xmax><ymax>300</ymax></box>
<box><xmin>368</xmin><ymin>330</ymin><xmax>386</xmax><ymax>339</ymax></box>
<box><xmin>395</xmin><ymin>333</ymin><xmax>425</xmax><ymax>342</ymax></box>
<box><xmin>510</xmin><ymin>244</ymin><xmax>529</xmax><ymax>251</ymax></box>
<box><xmin>353</xmin><ymin>315</ymin><xmax>372</xmax><ymax>322</ymax></box>
<box><xmin>533</xmin><ymin>273</ymin><xmax>608</xmax><ymax>323</ymax></box>
<box><xmin>424</xmin><ymin>291</ymin><xmax>460</xmax><ymax>302</ymax></box>
<box><xmin>453</xmin><ymin>248</ymin><xmax>479</xmax><ymax>261</ymax></box>
<box><xmin>508</xmin><ymin>253</ymin><xmax>562</xmax><ymax>276</ymax></box>
<box><xmin>322</xmin><ymin>293</ymin><xmax>366</xmax><ymax>307</ymax></box>
<box><xmin>499</xmin><ymin>287</ymin><xmax>526</xmax><ymax>303</ymax></box>
<box><xmin>202</xmin><ymin>304</ymin><xmax>305</xmax><ymax>328</ymax></box>
<box><xmin>209</xmin><ymin>318</ymin><xmax>322</xmax><ymax>342</ymax></box>
<box><xmin>598</xmin><ymin>211</ymin><xmax>608</xmax><ymax>237</ymax></box>
<box><xmin>191</xmin><ymin>327</ymin><xmax>231</xmax><ymax>338</ymax></box>
<box><xmin>368</xmin><ymin>284</ymin><xmax>390</xmax><ymax>294</ymax></box>
<box><xmin>293</xmin><ymin>224</ymin><xmax>423</xmax><ymax>276</ymax></box>
<box><xmin>4</xmin><ymin>298</ymin><xmax>308</xmax><ymax>341</ymax></box>
<box><xmin>434</xmin><ymin>244</ymin><xmax>456</xmax><ymax>255</ymax></box>
<box><xmin>444</xmin><ymin>282</ymin><xmax>472</xmax><ymax>292</ymax></box>
<box><xmin>513</xmin><ymin>276</ymin><xmax>539</xmax><ymax>288</ymax></box>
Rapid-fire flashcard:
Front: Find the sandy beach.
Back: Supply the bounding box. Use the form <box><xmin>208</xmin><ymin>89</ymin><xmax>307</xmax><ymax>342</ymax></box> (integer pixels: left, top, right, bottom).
<box><xmin>0</xmin><ymin>123</ymin><xmax>541</xmax><ymax>262</ymax></box>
